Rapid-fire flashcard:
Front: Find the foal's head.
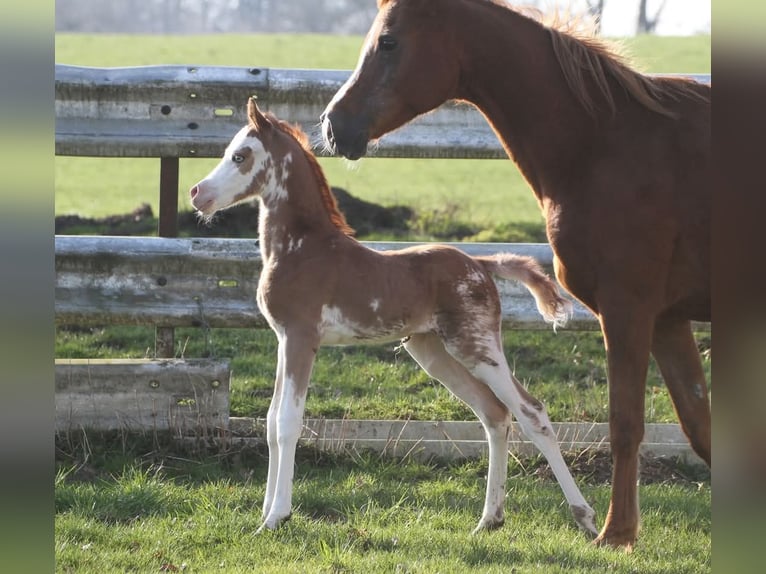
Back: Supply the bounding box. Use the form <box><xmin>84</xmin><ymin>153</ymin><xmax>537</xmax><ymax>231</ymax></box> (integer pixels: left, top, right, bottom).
<box><xmin>190</xmin><ymin>98</ymin><xmax>294</xmax><ymax>218</ymax></box>
<box><xmin>322</xmin><ymin>0</ymin><xmax>460</xmax><ymax>160</ymax></box>
<box><xmin>191</xmin><ymin>99</ymin><xmax>354</xmax><ymax>235</ymax></box>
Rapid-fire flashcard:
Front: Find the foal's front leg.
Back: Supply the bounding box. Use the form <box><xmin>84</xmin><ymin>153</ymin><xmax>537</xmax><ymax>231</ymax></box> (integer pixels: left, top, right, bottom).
<box><xmin>261</xmin><ymin>339</ymin><xmax>286</xmax><ymax>521</ymax></box>
<box><xmin>258</xmin><ymin>330</ymin><xmax>318</xmax><ymax>533</ymax></box>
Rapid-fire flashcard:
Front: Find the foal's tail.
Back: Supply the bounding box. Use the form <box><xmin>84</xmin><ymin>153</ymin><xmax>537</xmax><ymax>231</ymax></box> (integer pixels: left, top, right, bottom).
<box><xmin>474</xmin><ymin>253</ymin><xmax>572</xmax><ymax>329</ymax></box>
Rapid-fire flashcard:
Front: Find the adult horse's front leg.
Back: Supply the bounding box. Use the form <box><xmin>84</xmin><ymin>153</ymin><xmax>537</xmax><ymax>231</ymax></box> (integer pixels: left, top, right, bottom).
<box><xmin>594</xmin><ymin>304</ymin><xmax>654</xmax><ymax>550</ymax></box>
<box><xmin>257</xmin><ymin>329</ymin><xmax>318</xmax><ymax>533</ymax></box>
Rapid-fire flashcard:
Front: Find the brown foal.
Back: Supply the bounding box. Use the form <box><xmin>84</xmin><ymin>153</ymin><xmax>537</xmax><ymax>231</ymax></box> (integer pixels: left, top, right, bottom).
<box><xmin>190</xmin><ymin>98</ymin><xmax>597</xmax><ymax>537</ymax></box>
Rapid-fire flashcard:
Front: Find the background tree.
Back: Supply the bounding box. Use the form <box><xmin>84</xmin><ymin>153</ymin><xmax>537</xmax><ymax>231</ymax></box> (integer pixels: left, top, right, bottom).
<box><xmin>585</xmin><ymin>0</ymin><xmax>605</xmax><ymax>34</ymax></box>
<box><xmin>637</xmin><ymin>0</ymin><xmax>668</xmax><ymax>34</ymax></box>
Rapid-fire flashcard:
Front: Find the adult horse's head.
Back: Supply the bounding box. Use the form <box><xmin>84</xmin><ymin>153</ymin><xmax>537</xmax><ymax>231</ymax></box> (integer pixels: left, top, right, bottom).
<box><xmin>321</xmin><ymin>0</ymin><xmax>460</xmax><ymax>160</ymax></box>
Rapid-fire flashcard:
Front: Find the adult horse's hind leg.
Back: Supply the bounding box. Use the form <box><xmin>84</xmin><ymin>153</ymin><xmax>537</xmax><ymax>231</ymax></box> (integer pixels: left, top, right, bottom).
<box><xmin>403</xmin><ymin>332</ymin><xmax>512</xmax><ymax>533</ymax></box>
<box><xmin>651</xmin><ymin>318</ymin><xmax>711</xmax><ymax>465</ymax></box>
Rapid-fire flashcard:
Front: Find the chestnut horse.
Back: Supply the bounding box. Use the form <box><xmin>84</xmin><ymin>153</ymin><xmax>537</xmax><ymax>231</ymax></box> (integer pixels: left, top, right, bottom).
<box><xmin>320</xmin><ymin>0</ymin><xmax>711</xmax><ymax>549</ymax></box>
<box><xmin>191</xmin><ymin>98</ymin><xmax>598</xmax><ymax>537</ymax></box>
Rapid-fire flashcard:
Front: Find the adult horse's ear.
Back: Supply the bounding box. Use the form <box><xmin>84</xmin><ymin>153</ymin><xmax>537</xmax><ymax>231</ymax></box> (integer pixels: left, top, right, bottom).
<box><xmin>248</xmin><ymin>97</ymin><xmax>271</xmax><ymax>131</ymax></box>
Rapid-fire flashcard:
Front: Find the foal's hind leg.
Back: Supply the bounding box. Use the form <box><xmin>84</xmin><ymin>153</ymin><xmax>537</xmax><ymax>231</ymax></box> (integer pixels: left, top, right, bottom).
<box><xmin>446</xmin><ymin>336</ymin><xmax>598</xmax><ymax>537</ymax></box>
<box><xmin>651</xmin><ymin>318</ymin><xmax>711</xmax><ymax>465</ymax></box>
<box><xmin>403</xmin><ymin>333</ymin><xmax>511</xmax><ymax>533</ymax></box>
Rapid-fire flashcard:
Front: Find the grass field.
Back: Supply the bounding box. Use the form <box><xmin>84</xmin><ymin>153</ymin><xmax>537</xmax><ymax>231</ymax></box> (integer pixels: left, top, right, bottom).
<box><xmin>55</xmin><ymin>434</ymin><xmax>711</xmax><ymax>574</ymax></box>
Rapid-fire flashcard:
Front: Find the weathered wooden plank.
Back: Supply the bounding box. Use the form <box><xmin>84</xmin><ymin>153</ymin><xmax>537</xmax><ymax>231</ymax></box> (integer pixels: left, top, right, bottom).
<box><xmin>227</xmin><ymin>418</ymin><xmax>705</xmax><ymax>465</ymax></box>
<box><xmin>55</xmin><ymin>65</ymin><xmax>711</xmax><ymax>159</ymax></box>
<box><xmin>56</xmin><ymin>235</ymin><xmax>710</xmax><ymax>331</ymax></box>
<box><xmin>55</xmin><ymin>235</ymin><xmax>605</xmax><ymax>330</ymax></box>
<box><xmin>55</xmin><ymin>235</ymin><xmax>262</xmax><ymax>328</ymax></box>
<box><xmin>55</xmin><ymin>359</ymin><xmax>230</xmax><ymax>432</ymax></box>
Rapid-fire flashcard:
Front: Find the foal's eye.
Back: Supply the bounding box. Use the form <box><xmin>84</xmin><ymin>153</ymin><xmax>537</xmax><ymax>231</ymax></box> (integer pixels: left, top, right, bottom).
<box><xmin>378</xmin><ymin>34</ymin><xmax>397</xmax><ymax>52</ymax></box>
<box><xmin>231</xmin><ymin>153</ymin><xmax>244</xmax><ymax>164</ymax></box>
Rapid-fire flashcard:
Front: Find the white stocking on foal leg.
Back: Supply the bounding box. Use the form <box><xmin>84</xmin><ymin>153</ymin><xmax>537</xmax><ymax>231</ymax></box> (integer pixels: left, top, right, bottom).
<box><xmin>261</xmin><ymin>347</ymin><xmax>285</xmax><ymax>521</ymax></box>
<box><xmin>258</xmin><ymin>331</ymin><xmax>318</xmax><ymax>533</ymax></box>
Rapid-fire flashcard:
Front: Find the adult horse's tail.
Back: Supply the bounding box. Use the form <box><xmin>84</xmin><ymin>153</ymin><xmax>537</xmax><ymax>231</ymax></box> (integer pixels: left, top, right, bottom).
<box><xmin>474</xmin><ymin>254</ymin><xmax>572</xmax><ymax>329</ymax></box>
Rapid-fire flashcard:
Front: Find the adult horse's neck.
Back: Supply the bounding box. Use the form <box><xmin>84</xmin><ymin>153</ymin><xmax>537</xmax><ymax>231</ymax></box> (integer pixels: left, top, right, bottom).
<box><xmin>257</xmin><ymin>145</ymin><xmax>346</xmax><ymax>261</ymax></box>
<box><xmin>453</xmin><ymin>2</ymin><xmax>593</xmax><ymax>202</ymax></box>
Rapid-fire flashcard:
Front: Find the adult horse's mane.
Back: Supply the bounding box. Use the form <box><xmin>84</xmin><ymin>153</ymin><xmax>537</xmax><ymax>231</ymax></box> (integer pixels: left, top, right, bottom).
<box><xmin>545</xmin><ymin>20</ymin><xmax>709</xmax><ymax>118</ymax></box>
<box><xmin>499</xmin><ymin>0</ymin><xmax>709</xmax><ymax>117</ymax></box>
<box><xmin>258</xmin><ymin>113</ymin><xmax>355</xmax><ymax>236</ymax></box>
<box><xmin>382</xmin><ymin>0</ymin><xmax>709</xmax><ymax>118</ymax></box>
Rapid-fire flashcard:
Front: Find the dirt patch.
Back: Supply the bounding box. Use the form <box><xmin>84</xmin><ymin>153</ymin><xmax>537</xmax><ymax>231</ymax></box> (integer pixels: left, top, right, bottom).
<box><xmin>55</xmin><ymin>187</ymin><xmax>414</xmax><ymax>238</ymax></box>
<box><xmin>529</xmin><ymin>450</ymin><xmax>710</xmax><ymax>486</ymax></box>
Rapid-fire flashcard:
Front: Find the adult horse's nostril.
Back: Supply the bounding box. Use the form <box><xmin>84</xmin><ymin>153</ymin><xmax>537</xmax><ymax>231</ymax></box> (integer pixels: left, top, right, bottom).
<box><xmin>190</xmin><ymin>185</ymin><xmax>199</xmax><ymax>199</ymax></box>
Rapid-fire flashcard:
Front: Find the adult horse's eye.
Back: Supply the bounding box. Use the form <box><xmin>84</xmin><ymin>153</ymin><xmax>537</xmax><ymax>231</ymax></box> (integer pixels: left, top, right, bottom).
<box><xmin>232</xmin><ymin>153</ymin><xmax>244</xmax><ymax>164</ymax></box>
<box><xmin>378</xmin><ymin>34</ymin><xmax>397</xmax><ymax>52</ymax></box>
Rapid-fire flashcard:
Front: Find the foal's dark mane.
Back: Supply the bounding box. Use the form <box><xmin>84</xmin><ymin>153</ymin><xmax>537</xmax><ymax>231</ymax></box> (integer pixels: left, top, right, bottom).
<box><xmin>261</xmin><ymin>113</ymin><xmax>354</xmax><ymax>236</ymax></box>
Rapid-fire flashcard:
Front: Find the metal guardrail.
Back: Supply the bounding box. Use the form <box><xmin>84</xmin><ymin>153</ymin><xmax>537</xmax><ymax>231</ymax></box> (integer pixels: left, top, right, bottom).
<box><xmin>54</xmin><ymin>236</ymin><xmax>601</xmax><ymax>330</ymax></box>
<box><xmin>54</xmin><ymin>65</ymin><xmax>711</xmax><ymax>357</ymax></box>
<box><xmin>55</xmin><ymin>64</ymin><xmax>711</xmax><ymax>159</ymax></box>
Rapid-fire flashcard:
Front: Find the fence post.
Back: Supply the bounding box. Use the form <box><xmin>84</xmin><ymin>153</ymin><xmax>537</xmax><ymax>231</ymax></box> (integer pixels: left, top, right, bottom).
<box><xmin>156</xmin><ymin>156</ymin><xmax>180</xmax><ymax>358</ymax></box>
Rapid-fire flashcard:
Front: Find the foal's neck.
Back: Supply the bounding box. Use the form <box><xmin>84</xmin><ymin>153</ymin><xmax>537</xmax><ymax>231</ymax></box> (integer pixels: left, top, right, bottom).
<box><xmin>453</xmin><ymin>3</ymin><xmax>593</xmax><ymax>198</ymax></box>
<box><xmin>257</xmin><ymin>147</ymin><xmax>344</xmax><ymax>261</ymax></box>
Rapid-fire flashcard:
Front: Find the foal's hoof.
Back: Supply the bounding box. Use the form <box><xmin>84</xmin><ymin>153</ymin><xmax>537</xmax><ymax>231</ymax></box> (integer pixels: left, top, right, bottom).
<box><xmin>256</xmin><ymin>513</ymin><xmax>291</xmax><ymax>534</ymax></box>
<box><xmin>570</xmin><ymin>504</ymin><xmax>598</xmax><ymax>538</ymax></box>
<box><xmin>471</xmin><ymin>516</ymin><xmax>505</xmax><ymax>535</ymax></box>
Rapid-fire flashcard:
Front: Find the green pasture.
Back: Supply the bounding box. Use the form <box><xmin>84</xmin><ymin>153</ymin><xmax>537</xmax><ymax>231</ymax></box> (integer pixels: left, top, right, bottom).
<box><xmin>55</xmin><ymin>442</ymin><xmax>711</xmax><ymax>574</ymax></box>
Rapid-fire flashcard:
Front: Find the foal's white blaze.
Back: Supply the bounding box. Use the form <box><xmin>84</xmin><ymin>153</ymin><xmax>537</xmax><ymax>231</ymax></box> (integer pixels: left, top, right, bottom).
<box><xmin>192</xmin><ymin>127</ymin><xmax>269</xmax><ymax>213</ymax></box>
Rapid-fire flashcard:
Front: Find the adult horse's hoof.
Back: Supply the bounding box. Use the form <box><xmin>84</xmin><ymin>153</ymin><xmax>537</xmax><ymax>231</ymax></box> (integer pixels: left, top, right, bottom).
<box><xmin>593</xmin><ymin>527</ymin><xmax>637</xmax><ymax>551</ymax></box>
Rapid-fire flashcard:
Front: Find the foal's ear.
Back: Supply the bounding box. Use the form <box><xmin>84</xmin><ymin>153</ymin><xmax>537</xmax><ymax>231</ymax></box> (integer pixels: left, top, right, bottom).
<box><xmin>247</xmin><ymin>97</ymin><xmax>271</xmax><ymax>131</ymax></box>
